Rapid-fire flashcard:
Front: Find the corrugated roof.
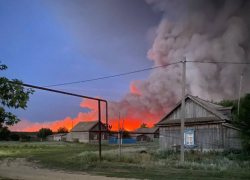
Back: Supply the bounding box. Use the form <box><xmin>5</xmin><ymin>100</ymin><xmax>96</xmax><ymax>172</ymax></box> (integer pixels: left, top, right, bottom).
<box><xmin>134</xmin><ymin>127</ymin><xmax>159</xmax><ymax>133</ymax></box>
<box><xmin>157</xmin><ymin>94</ymin><xmax>232</xmax><ymax>125</ymax></box>
<box><xmin>70</xmin><ymin>121</ymin><xmax>99</xmax><ymax>132</ymax></box>
<box><xmin>47</xmin><ymin>133</ymin><xmax>68</xmax><ymax>137</ymax></box>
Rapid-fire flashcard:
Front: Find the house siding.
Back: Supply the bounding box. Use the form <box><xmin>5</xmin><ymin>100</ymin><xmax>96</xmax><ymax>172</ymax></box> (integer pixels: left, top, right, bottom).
<box><xmin>66</xmin><ymin>132</ymin><xmax>89</xmax><ymax>142</ymax></box>
<box><xmin>165</xmin><ymin>99</ymin><xmax>216</xmax><ymax>120</ymax></box>
<box><xmin>160</xmin><ymin>124</ymin><xmax>242</xmax><ymax>151</ymax></box>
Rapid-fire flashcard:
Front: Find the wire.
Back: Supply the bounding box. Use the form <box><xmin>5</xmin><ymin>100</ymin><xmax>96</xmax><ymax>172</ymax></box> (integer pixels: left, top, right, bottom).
<box><xmin>186</xmin><ymin>61</ymin><xmax>250</xmax><ymax>65</ymax></box>
<box><xmin>43</xmin><ymin>61</ymin><xmax>181</xmax><ymax>88</ymax></box>
<box><xmin>43</xmin><ymin>60</ymin><xmax>250</xmax><ymax>88</ymax></box>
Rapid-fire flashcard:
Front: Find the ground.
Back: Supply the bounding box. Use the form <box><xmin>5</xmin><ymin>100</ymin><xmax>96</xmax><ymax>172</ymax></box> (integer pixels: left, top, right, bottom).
<box><xmin>0</xmin><ymin>158</ymin><xmax>137</xmax><ymax>180</ymax></box>
<box><xmin>0</xmin><ymin>141</ymin><xmax>250</xmax><ymax>180</ymax></box>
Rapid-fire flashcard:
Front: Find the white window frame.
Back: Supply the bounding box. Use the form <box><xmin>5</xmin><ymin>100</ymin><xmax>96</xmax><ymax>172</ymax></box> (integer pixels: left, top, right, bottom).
<box><xmin>184</xmin><ymin>130</ymin><xmax>194</xmax><ymax>146</ymax></box>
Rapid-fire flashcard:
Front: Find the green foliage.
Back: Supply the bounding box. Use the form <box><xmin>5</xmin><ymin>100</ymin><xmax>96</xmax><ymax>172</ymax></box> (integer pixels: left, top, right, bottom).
<box><xmin>0</xmin><ymin>61</ymin><xmax>34</xmax><ymax>132</ymax></box>
<box><xmin>9</xmin><ymin>133</ymin><xmax>20</xmax><ymax>141</ymax></box>
<box><xmin>20</xmin><ymin>134</ymin><xmax>31</xmax><ymax>142</ymax></box>
<box><xmin>0</xmin><ymin>126</ymin><xmax>10</xmax><ymax>140</ymax></box>
<box><xmin>57</xmin><ymin>126</ymin><xmax>69</xmax><ymax>133</ymax></box>
<box><xmin>140</xmin><ymin>123</ymin><xmax>147</xmax><ymax>128</ymax></box>
<box><xmin>122</xmin><ymin>130</ymin><xmax>131</xmax><ymax>138</ymax></box>
<box><xmin>37</xmin><ymin>128</ymin><xmax>53</xmax><ymax>140</ymax></box>
<box><xmin>1</xmin><ymin>142</ymin><xmax>250</xmax><ymax>179</ymax></box>
<box><xmin>105</xmin><ymin>124</ymin><xmax>112</xmax><ymax>131</ymax></box>
<box><xmin>235</xmin><ymin>94</ymin><xmax>250</xmax><ymax>151</ymax></box>
<box><xmin>219</xmin><ymin>94</ymin><xmax>250</xmax><ymax>151</ymax></box>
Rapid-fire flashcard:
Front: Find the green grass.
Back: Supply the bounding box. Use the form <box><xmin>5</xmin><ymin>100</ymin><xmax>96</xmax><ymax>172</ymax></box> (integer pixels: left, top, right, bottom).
<box><xmin>0</xmin><ymin>141</ymin><xmax>250</xmax><ymax>180</ymax></box>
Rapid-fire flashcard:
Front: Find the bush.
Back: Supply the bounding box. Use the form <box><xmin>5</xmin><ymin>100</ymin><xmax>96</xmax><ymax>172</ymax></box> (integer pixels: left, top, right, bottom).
<box><xmin>154</xmin><ymin>149</ymin><xmax>177</xmax><ymax>159</ymax></box>
<box><xmin>57</xmin><ymin>126</ymin><xmax>69</xmax><ymax>133</ymax></box>
<box><xmin>20</xmin><ymin>134</ymin><xmax>31</xmax><ymax>142</ymax></box>
<box><xmin>10</xmin><ymin>133</ymin><xmax>20</xmax><ymax>141</ymax></box>
<box><xmin>37</xmin><ymin>128</ymin><xmax>53</xmax><ymax>140</ymax></box>
<box><xmin>0</xmin><ymin>126</ymin><xmax>10</xmax><ymax>140</ymax></box>
<box><xmin>73</xmin><ymin>138</ymin><xmax>79</xmax><ymax>143</ymax></box>
<box><xmin>77</xmin><ymin>147</ymin><xmax>149</xmax><ymax>165</ymax></box>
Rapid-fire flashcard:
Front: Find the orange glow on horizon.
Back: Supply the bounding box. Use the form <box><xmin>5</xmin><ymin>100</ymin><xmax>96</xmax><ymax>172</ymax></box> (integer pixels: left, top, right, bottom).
<box><xmin>9</xmin><ymin>96</ymin><xmax>162</xmax><ymax>132</ymax></box>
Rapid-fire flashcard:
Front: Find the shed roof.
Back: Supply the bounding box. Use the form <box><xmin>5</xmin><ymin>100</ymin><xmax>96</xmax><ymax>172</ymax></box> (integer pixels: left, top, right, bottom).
<box><xmin>70</xmin><ymin>121</ymin><xmax>101</xmax><ymax>132</ymax></box>
<box><xmin>134</xmin><ymin>127</ymin><xmax>159</xmax><ymax>133</ymax></box>
<box><xmin>47</xmin><ymin>133</ymin><xmax>68</xmax><ymax>137</ymax></box>
<box><xmin>157</xmin><ymin>94</ymin><xmax>232</xmax><ymax>125</ymax></box>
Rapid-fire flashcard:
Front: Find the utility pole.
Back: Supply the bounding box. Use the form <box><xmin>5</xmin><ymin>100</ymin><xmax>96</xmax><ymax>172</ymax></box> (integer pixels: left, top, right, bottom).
<box><xmin>98</xmin><ymin>100</ymin><xmax>102</xmax><ymax>162</ymax></box>
<box><xmin>180</xmin><ymin>57</ymin><xmax>186</xmax><ymax>163</ymax></box>
<box><xmin>118</xmin><ymin>112</ymin><xmax>121</xmax><ymax>157</ymax></box>
<box><xmin>238</xmin><ymin>74</ymin><xmax>243</xmax><ymax>116</ymax></box>
<box><xmin>9</xmin><ymin>81</ymin><xmax>108</xmax><ymax>162</ymax></box>
<box><xmin>121</xmin><ymin>119</ymin><xmax>124</xmax><ymax>145</ymax></box>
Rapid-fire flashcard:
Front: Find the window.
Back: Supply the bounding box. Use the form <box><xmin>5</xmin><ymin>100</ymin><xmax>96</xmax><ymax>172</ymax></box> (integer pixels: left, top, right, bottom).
<box><xmin>94</xmin><ymin>135</ymin><xmax>98</xmax><ymax>140</ymax></box>
<box><xmin>102</xmin><ymin>134</ymin><xmax>105</xmax><ymax>140</ymax></box>
<box><xmin>184</xmin><ymin>130</ymin><xmax>194</xmax><ymax>145</ymax></box>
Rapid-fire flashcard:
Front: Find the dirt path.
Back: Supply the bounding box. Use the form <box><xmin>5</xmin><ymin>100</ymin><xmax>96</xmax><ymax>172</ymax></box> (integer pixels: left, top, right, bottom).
<box><xmin>0</xmin><ymin>158</ymin><xmax>137</xmax><ymax>180</ymax></box>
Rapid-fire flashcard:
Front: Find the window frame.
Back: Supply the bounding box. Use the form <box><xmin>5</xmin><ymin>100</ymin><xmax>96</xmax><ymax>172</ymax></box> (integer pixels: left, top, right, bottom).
<box><xmin>184</xmin><ymin>130</ymin><xmax>194</xmax><ymax>146</ymax></box>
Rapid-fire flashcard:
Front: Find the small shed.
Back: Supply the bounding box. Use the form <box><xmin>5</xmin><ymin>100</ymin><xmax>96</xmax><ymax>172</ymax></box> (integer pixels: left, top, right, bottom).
<box><xmin>66</xmin><ymin>121</ymin><xmax>109</xmax><ymax>143</ymax></box>
<box><xmin>134</xmin><ymin>127</ymin><xmax>159</xmax><ymax>142</ymax></box>
<box><xmin>47</xmin><ymin>133</ymin><xmax>68</xmax><ymax>141</ymax></box>
<box><xmin>157</xmin><ymin>95</ymin><xmax>242</xmax><ymax>151</ymax></box>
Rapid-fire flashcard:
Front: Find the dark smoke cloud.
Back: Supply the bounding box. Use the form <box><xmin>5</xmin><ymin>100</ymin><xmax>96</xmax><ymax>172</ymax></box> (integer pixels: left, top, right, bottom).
<box><xmin>109</xmin><ymin>0</ymin><xmax>250</xmax><ymax>122</ymax></box>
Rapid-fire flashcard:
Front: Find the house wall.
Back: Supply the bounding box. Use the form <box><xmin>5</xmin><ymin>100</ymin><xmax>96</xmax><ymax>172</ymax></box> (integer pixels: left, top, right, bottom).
<box><xmin>89</xmin><ymin>132</ymin><xmax>109</xmax><ymax>140</ymax></box>
<box><xmin>160</xmin><ymin>124</ymin><xmax>221</xmax><ymax>150</ymax></box>
<box><xmin>221</xmin><ymin>125</ymin><xmax>242</xmax><ymax>150</ymax></box>
<box><xmin>160</xmin><ymin>124</ymin><xmax>242</xmax><ymax>151</ymax></box>
<box><xmin>54</xmin><ymin>136</ymin><xmax>62</xmax><ymax>141</ymax></box>
<box><xmin>137</xmin><ymin>135</ymin><xmax>149</xmax><ymax>142</ymax></box>
<box><xmin>66</xmin><ymin>132</ymin><xmax>89</xmax><ymax>143</ymax></box>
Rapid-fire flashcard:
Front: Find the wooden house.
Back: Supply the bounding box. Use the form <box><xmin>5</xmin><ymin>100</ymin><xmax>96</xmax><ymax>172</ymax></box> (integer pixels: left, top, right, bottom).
<box><xmin>134</xmin><ymin>127</ymin><xmax>159</xmax><ymax>142</ymax></box>
<box><xmin>66</xmin><ymin>121</ymin><xmax>109</xmax><ymax>143</ymax></box>
<box><xmin>157</xmin><ymin>95</ymin><xmax>242</xmax><ymax>151</ymax></box>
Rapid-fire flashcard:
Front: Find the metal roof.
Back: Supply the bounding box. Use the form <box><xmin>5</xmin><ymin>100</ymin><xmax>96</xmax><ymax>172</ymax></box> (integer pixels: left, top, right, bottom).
<box><xmin>70</xmin><ymin>121</ymin><xmax>99</xmax><ymax>132</ymax></box>
<box><xmin>134</xmin><ymin>127</ymin><xmax>159</xmax><ymax>133</ymax></box>
<box><xmin>47</xmin><ymin>133</ymin><xmax>68</xmax><ymax>137</ymax></box>
<box><xmin>157</xmin><ymin>94</ymin><xmax>232</xmax><ymax>125</ymax></box>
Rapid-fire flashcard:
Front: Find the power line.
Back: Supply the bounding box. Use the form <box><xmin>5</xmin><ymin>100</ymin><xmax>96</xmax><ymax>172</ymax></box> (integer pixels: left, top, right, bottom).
<box><xmin>43</xmin><ymin>61</ymin><xmax>181</xmax><ymax>88</ymax></box>
<box><xmin>186</xmin><ymin>61</ymin><xmax>250</xmax><ymax>65</ymax></box>
<box><xmin>43</xmin><ymin>60</ymin><xmax>250</xmax><ymax>88</ymax></box>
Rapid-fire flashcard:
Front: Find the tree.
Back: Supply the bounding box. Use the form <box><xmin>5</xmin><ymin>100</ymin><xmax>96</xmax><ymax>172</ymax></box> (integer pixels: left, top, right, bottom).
<box><xmin>219</xmin><ymin>94</ymin><xmax>250</xmax><ymax>151</ymax></box>
<box><xmin>140</xmin><ymin>123</ymin><xmax>147</xmax><ymax>128</ymax></box>
<box><xmin>20</xmin><ymin>134</ymin><xmax>31</xmax><ymax>142</ymax></box>
<box><xmin>105</xmin><ymin>124</ymin><xmax>112</xmax><ymax>131</ymax></box>
<box><xmin>57</xmin><ymin>126</ymin><xmax>69</xmax><ymax>133</ymax></box>
<box><xmin>122</xmin><ymin>130</ymin><xmax>131</xmax><ymax>139</ymax></box>
<box><xmin>10</xmin><ymin>133</ymin><xmax>20</xmax><ymax>141</ymax></box>
<box><xmin>0</xmin><ymin>62</ymin><xmax>34</xmax><ymax>135</ymax></box>
<box><xmin>37</xmin><ymin>128</ymin><xmax>53</xmax><ymax>140</ymax></box>
<box><xmin>0</xmin><ymin>126</ymin><xmax>10</xmax><ymax>140</ymax></box>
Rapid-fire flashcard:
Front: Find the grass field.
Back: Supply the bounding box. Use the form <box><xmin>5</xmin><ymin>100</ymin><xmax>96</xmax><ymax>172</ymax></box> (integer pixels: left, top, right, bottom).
<box><xmin>0</xmin><ymin>141</ymin><xmax>250</xmax><ymax>180</ymax></box>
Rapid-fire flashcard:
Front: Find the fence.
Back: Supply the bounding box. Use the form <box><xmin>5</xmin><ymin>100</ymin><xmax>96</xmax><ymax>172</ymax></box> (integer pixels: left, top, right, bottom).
<box><xmin>109</xmin><ymin>138</ymin><xmax>137</xmax><ymax>144</ymax></box>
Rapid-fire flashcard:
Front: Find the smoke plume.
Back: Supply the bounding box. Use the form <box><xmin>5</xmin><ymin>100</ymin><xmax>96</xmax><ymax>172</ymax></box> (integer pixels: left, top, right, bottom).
<box><xmin>10</xmin><ymin>0</ymin><xmax>250</xmax><ymax>132</ymax></box>
<box><xmin>108</xmin><ymin>0</ymin><xmax>250</xmax><ymax>124</ymax></box>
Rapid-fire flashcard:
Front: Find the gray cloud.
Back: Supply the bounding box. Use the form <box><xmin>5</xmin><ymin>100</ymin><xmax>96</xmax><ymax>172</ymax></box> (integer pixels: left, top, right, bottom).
<box><xmin>109</xmin><ymin>0</ymin><xmax>250</xmax><ymax>123</ymax></box>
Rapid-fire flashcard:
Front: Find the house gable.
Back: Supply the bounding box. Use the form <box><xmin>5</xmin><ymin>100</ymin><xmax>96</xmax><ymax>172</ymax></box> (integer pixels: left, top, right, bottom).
<box><xmin>166</xmin><ymin>98</ymin><xmax>216</xmax><ymax>120</ymax></box>
<box><xmin>90</xmin><ymin>122</ymin><xmax>107</xmax><ymax>131</ymax></box>
<box><xmin>157</xmin><ymin>95</ymin><xmax>228</xmax><ymax>125</ymax></box>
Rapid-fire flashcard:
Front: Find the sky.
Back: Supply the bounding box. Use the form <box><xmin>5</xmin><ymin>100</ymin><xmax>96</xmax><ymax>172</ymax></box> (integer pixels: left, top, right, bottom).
<box><xmin>0</xmin><ymin>0</ymin><xmax>162</xmax><ymax>124</ymax></box>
